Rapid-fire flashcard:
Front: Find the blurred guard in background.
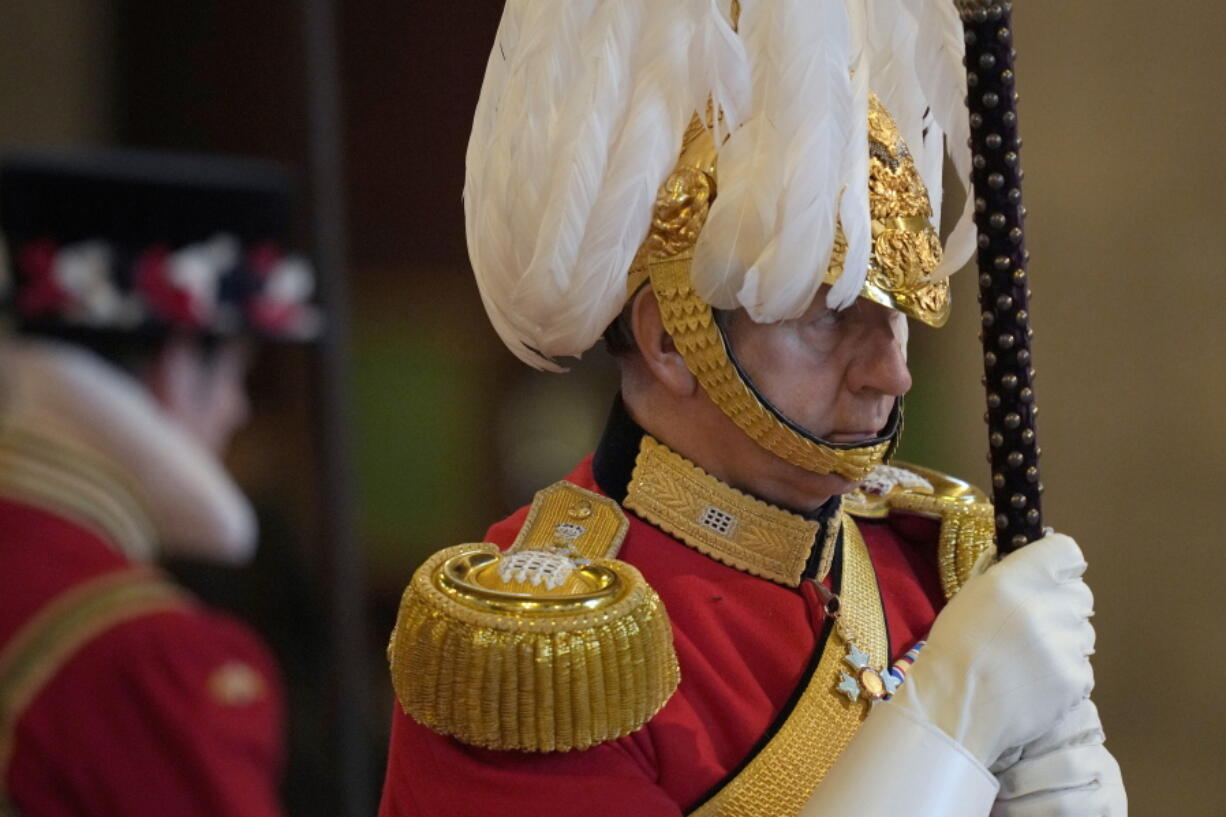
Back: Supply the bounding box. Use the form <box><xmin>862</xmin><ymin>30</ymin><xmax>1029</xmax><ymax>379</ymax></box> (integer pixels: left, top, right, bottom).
<box><xmin>0</xmin><ymin>151</ymin><xmax>318</xmax><ymax>816</ymax></box>
<box><xmin>381</xmin><ymin>2</ymin><xmax>1125</xmax><ymax>816</ymax></box>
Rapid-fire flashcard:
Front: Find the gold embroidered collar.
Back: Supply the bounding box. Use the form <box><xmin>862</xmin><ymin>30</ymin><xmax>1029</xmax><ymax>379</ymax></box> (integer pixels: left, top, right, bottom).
<box><xmin>624</xmin><ymin>435</ymin><xmax>840</xmax><ymax>586</ymax></box>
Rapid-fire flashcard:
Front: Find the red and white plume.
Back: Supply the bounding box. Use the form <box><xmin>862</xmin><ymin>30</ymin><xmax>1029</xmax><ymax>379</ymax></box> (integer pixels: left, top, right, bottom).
<box><xmin>464</xmin><ymin>0</ymin><xmax>970</xmax><ymax>369</ymax></box>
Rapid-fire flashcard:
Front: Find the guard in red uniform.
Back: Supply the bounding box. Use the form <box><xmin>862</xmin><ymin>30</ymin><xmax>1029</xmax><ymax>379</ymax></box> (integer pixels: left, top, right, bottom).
<box><xmin>0</xmin><ymin>152</ymin><xmax>319</xmax><ymax>816</ymax></box>
<box><xmin>380</xmin><ymin>3</ymin><xmax>1126</xmax><ymax>815</ymax></box>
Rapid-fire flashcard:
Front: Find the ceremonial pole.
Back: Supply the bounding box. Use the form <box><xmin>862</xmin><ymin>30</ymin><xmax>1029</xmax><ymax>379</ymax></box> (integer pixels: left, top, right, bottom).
<box><xmin>957</xmin><ymin>1</ymin><xmax>1042</xmax><ymax>553</ymax></box>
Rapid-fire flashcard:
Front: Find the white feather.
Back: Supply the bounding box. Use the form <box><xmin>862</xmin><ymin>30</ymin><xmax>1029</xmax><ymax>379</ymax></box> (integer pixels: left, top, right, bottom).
<box><xmin>466</xmin><ymin>0</ymin><xmax>598</xmax><ymax>369</ymax></box>
<box><xmin>917</xmin><ymin>111</ymin><xmax>946</xmax><ymax>221</ymax></box>
<box><xmin>697</xmin><ymin>0</ymin><xmax>856</xmax><ymax>322</ymax></box>
<box><xmin>828</xmin><ymin>17</ymin><xmax>872</xmax><ymax>311</ymax></box>
<box><xmin>687</xmin><ymin>0</ymin><xmax>751</xmax><ymax>138</ymax></box>
<box><xmin>530</xmin><ymin>0</ymin><xmax>756</xmax><ymax>357</ymax></box>
<box><xmin>689</xmin><ymin>0</ymin><xmax>784</xmax><ymax>310</ymax></box>
<box><xmin>510</xmin><ymin>2</ymin><xmax>646</xmax><ymax>319</ymax></box>
<box><xmin>935</xmin><ymin>193</ymin><xmax>978</xmax><ymax>277</ymax></box>
<box><xmin>465</xmin><ymin>0</ymin><xmax>972</xmax><ymax>368</ymax></box>
<box><xmin>539</xmin><ymin>4</ymin><xmax>696</xmax><ymax>355</ymax></box>
<box><xmin>464</xmin><ymin>0</ymin><xmax>754</xmax><ymax>367</ymax></box>
<box><xmin>901</xmin><ymin>0</ymin><xmax>974</xmax><ymax>279</ymax></box>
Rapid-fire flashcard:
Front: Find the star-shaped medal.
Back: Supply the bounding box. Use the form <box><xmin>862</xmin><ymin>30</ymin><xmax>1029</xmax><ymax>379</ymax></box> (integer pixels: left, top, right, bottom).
<box><xmin>837</xmin><ymin>642</ymin><xmax>889</xmax><ymax>704</ymax></box>
<box><xmin>844</xmin><ymin>644</ymin><xmax>871</xmax><ymax>671</ymax></box>
<box><xmin>837</xmin><ymin>673</ymin><xmax>862</xmax><ymax>702</ymax></box>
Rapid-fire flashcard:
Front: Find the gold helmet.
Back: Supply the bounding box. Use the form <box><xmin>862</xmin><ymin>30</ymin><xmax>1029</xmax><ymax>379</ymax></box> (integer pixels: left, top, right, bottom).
<box><xmin>464</xmin><ymin>0</ymin><xmax>972</xmax><ymax>479</ymax></box>
<box><xmin>629</xmin><ymin>94</ymin><xmax>950</xmax><ymax>480</ymax></box>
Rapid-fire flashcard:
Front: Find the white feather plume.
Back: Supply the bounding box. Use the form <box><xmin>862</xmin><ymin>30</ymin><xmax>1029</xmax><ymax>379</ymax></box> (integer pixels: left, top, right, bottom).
<box><xmin>466</xmin><ymin>0</ymin><xmax>598</xmax><ymax>369</ymax></box>
<box><xmin>465</xmin><ymin>0</ymin><xmax>973</xmax><ymax>368</ymax></box>
<box><xmin>695</xmin><ymin>0</ymin><xmax>859</xmax><ymax>321</ymax></box>
<box><xmin>508</xmin><ymin>2</ymin><xmax>647</xmax><ymax>332</ymax></box>
<box><xmin>687</xmin><ymin>0</ymin><xmax>751</xmax><ymax>138</ymax></box>
<box><xmin>464</xmin><ymin>0</ymin><xmax>750</xmax><ymax>368</ymax></box>
<box><xmin>536</xmin><ymin>3</ymin><xmax>694</xmax><ymax>354</ymax></box>
<box><xmin>828</xmin><ymin>27</ymin><xmax>872</xmax><ymax>311</ymax></box>
<box><xmin>902</xmin><ymin>0</ymin><xmax>974</xmax><ymax>279</ymax></box>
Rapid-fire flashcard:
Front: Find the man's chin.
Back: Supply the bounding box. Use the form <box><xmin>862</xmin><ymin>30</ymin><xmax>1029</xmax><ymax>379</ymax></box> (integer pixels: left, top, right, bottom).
<box><xmin>798</xmin><ymin>471</ymin><xmax>859</xmax><ymax>504</ymax></box>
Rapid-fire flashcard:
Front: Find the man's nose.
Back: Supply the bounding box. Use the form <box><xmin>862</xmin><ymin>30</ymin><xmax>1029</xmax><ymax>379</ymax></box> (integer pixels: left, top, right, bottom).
<box><xmin>846</xmin><ymin>325</ymin><xmax>912</xmax><ymax>397</ymax></box>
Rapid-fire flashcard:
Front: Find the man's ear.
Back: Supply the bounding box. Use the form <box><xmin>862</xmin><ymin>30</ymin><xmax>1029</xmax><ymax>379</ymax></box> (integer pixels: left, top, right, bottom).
<box><xmin>630</xmin><ymin>286</ymin><xmax>697</xmax><ymax>397</ymax></box>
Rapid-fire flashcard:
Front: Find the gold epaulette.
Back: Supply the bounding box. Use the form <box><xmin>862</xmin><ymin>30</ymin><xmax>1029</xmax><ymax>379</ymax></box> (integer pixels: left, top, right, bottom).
<box><xmin>387</xmin><ymin>481</ymin><xmax>679</xmax><ymax>753</ymax></box>
<box><xmin>843</xmin><ymin>462</ymin><xmax>997</xmax><ymax>599</ymax></box>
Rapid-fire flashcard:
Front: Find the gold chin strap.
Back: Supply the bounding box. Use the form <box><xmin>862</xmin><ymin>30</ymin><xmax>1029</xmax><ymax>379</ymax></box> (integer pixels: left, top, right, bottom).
<box><xmin>625</xmin><ymin>96</ymin><xmax>945</xmax><ymax>481</ymax></box>
<box><xmin>649</xmin><ymin>251</ymin><xmax>891</xmax><ymax>482</ymax></box>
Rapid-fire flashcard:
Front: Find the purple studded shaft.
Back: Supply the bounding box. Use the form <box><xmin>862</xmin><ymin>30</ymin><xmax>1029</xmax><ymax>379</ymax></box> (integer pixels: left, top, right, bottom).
<box><xmin>959</xmin><ymin>1</ymin><xmax>1042</xmax><ymax>553</ymax></box>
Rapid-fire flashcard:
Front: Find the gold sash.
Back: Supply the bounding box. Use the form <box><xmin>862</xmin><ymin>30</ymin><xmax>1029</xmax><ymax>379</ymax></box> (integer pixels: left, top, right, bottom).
<box><xmin>689</xmin><ymin>518</ymin><xmax>888</xmax><ymax>817</ymax></box>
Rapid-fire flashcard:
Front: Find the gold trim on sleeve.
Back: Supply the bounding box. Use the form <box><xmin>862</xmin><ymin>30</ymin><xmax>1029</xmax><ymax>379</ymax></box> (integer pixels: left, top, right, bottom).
<box><xmin>0</xmin><ymin>569</ymin><xmax>189</xmax><ymax>781</ymax></box>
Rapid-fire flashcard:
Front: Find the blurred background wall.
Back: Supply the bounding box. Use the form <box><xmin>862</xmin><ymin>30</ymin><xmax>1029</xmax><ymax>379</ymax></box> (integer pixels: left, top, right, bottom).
<box><xmin>1</xmin><ymin>1</ymin><xmax>1221</xmax><ymax>814</ymax></box>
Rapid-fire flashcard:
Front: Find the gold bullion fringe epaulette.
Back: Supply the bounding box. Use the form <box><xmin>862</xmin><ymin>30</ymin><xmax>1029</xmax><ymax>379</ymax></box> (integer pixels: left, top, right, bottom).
<box><xmin>387</xmin><ymin>481</ymin><xmax>680</xmax><ymax>753</ymax></box>
<box><xmin>843</xmin><ymin>462</ymin><xmax>997</xmax><ymax>598</ymax></box>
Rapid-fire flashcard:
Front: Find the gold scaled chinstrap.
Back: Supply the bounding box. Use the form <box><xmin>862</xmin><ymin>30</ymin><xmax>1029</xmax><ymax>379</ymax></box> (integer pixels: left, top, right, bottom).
<box><xmin>387</xmin><ymin>482</ymin><xmax>680</xmax><ymax>753</ymax></box>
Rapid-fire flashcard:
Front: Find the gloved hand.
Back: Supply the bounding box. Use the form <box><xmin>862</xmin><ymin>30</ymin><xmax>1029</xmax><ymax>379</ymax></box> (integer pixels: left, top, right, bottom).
<box><xmin>799</xmin><ymin>532</ymin><xmax>1098</xmax><ymax>817</ymax></box>
<box><xmin>892</xmin><ymin>531</ymin><xmax>1096</xmax><ymax>766</ymax></box>
<box><xmin>990</xmin><ymin>699</ymin><xmax>1127</xmax><ymax>817</ymax></box>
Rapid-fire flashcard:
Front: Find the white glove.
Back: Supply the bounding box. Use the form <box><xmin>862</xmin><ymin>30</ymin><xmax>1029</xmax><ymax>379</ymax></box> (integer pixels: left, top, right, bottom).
<box><xmin>799</xmin><ymin>532</ymin><xmax>1097</xmax><ymax>817</ymax></box>
<box><xmin>895</xmin><ymin>532</ymin><xmax>1097</xmax><ymax>766</ymax></box>
<box><xmin>990</xmin><ymin>699</ymin><xmax>1127</xmax><ymax>817</ymax></box>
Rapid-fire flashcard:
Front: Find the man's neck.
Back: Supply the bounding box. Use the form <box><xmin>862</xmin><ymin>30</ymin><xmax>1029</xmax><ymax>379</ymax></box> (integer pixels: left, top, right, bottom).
<box><xmin>611</xmin><ymin>391</ymin><xmax>843</xmax><ymax>515</ymax></box>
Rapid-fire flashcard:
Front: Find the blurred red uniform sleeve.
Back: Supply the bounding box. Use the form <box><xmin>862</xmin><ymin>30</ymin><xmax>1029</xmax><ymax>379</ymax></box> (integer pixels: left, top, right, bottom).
<box><xmin>7</xmin><ymin>605</ymin><xmax>286</xmax><ymax>817</ymax></box>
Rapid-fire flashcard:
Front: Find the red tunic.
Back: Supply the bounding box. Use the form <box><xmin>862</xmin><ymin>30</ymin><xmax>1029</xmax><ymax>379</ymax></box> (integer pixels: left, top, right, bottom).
<box><xmin>379</xmin><ymin>455</ymin><xmax>948</xmax><ymax>817</ymax></box>
<box><xmin>0</xmin><ymin>496</ymin><xmax>286</xmax><ymax>817</ymax></box>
